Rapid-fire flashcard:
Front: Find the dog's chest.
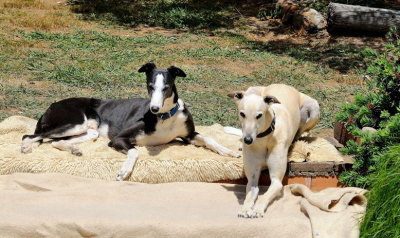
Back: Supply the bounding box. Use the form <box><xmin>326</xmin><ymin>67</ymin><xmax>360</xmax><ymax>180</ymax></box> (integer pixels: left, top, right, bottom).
<box><xmin>135</xmin><ymin>112</ymin><xmax>188</xmax><ymax>146</ymax></box>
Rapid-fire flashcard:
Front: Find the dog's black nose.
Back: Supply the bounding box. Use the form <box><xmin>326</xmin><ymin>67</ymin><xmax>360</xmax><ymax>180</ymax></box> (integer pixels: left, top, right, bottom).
<box><xmin>244</xmin><ymin>136</ymin><xmax>253</xmax><ymax>145</ymax></box>
<box><xmin>151</xmin><ymin>106</ymin><xmax>159</xmax><ymax>113</ymax></box>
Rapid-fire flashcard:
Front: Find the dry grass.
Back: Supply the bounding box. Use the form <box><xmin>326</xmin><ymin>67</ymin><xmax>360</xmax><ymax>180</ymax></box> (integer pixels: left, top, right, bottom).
<box><xmin>0</xmin><ymin>0</ymin><xmax>85</xmax><ymax>32</ymax></box>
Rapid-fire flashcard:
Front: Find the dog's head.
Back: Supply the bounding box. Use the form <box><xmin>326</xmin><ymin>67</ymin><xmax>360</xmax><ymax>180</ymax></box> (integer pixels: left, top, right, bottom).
<box><xmin>228</xmin><ymin>91</ymin><xmax>280</xmax><ymax>145</ymax></box>
<box><xmin>138</xmin><ymin>63</ymin><xmax>186</xmax><ymax>114</ymax></box>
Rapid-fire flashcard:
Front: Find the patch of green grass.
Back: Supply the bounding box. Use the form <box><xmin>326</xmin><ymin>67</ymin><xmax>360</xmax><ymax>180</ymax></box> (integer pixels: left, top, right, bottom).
<box><xmin>0</xmin><ymin>28</ymin><xmax>365</xmax><ymax>130</ymax></box>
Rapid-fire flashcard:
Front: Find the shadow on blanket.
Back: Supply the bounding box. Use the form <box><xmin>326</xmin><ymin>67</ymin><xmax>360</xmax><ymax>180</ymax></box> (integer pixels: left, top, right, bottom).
<box><xmin>0</xmin><ymin>116</ymin><xmax>344</xmax><ymax>183</ymax></box>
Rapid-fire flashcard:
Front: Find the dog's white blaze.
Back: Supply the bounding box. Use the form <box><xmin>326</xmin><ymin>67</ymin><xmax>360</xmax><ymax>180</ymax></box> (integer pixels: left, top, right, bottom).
<box><xmin>150</xmin><ymin>74</ymin><xmax>165</xmax><ymax>109</ymax></box>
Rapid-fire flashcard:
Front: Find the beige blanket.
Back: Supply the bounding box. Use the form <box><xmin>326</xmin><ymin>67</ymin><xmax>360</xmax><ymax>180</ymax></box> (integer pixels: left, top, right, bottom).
<box><xmin>0</xmin><ymin>173</ymin><xmax>366</xmax><ymax>238</ymax></box>
<box><xmin>0</xmin><ymin>116</ymin><xmax>343</xmax><ymax>183</ymax></box>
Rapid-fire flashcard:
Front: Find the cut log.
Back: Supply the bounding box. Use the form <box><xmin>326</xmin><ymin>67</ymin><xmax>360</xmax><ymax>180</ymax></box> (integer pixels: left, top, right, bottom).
<box><xmin>328</xmin><ymin>2</ymin><xmax>400</xmax><ymax>34</ymax></box>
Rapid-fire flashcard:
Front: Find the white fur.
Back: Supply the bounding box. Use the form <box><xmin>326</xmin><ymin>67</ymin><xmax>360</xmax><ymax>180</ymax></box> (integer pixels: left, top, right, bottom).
<box><xmin>116</xmin><ymin>148</ymin><xmax>139</xmax><ymax>181</ymax></box>
<box><xmin>231</xmin><ymin>84</ymin><xmax>320</xmax><ymax>218</ymax></box>
<box><xmin>21</xmin><ymin>136</ymin><xmax>42</xmax><ymax>153</ymax></box>
<box><xmin>190</xmin><ymin>134</ymin><xmax>240</xmax><ymax>158</ymax></box>
<box><xmin>51</xmin><ymin>129</ymin><xmax>99</xmax><ymax>156</ymax></box>
<box><xmin>150</xmin><ymin>74</ymin><xmax>165</xmax><ymax>110</ymax></box>
<box><xmin>20</xmin><ymin>115</ymin><xmax>98</xmax><ymax>154</ymax></box>
<box><xmin>98</xmin><ymin>124</ymin><xmax>110</xmax><ymax>137</ymax></box>
<box><xmin>223</xmin><ymin>126</ymin><xmax>243</xmax><ymax>137</ymax></box>
<box><xmin>135</xmin><ymin>99</ymin><xmax>188</xmax><ymax>146</ymax></box>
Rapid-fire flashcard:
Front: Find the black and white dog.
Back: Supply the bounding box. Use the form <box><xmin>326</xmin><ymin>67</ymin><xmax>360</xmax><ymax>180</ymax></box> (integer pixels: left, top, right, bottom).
<box><xmin>21</xmin><ymin>63</ymin><xmax>240</xmax><ymax>180</ymax></box>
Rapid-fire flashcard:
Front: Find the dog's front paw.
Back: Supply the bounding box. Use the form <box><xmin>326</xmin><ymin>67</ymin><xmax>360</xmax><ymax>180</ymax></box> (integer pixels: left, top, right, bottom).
<box><xmin>228</xmin><ymin>150</ymin><xmax>241</xmax><ymax>158</ymax></box>
<box><xmin>250</xmin><ymin>204</ymin><xmax>265</xmax><ymax>218</ymax></box>
<box><xmin>116</xmin><ymin>169</ymin><xmax>131</xmax><ymax>181</ymax></box>
<box><xmin>116</xmin><ymin>171</ymin><xmax>129</xmax><ymax>181</ymax></box>
<box><xmin>218</xmin><ymin>148</ymin><xmax>241</xmax><ymax>158</ymax></box>
<box><xmin>250</xmin><ymin>209</ymin><xmax>265</xmax><ymax>218</ymax></box>
<box><xmin>237</xmin><ymin>206</ymin><xmax>253</xmax><ymax>218</ymax></box>
<box><xmin>71</xmin><ymin>147</ymin><xmax>83</xmax><ymax>156</ymax></box>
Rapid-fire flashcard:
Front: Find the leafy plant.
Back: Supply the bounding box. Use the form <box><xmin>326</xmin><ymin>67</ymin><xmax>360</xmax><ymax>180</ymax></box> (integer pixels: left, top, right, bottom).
<box><xmin>68</xmin><ymin>0</ymin><xmax>236</xmax><ymax>29</ymax></box>
<box><xmin>337</xmin><ymin>28</ymin><xmax>400</xmax><ymax>188</ymax></box>
<box><xmin>360</xmin><ymin>145</ymin><xmax>400</xmax><ymax>238</ymax></box>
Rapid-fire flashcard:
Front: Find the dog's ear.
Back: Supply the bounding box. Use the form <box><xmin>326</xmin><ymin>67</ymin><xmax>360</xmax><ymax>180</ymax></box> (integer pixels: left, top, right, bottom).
<box><xmin>228</xmin><ymin>91</ymin><xmax>244</xmax><ymax>100</ymax></box>
<box><xmin>264</xmin><ymin>95</ymin><xmax>281</xmax><ymax>104</ymax></box>
<box><xmin>167</xmin><ymin>66</ymin><xmax>186</xmax><ymax>77</ymax></box>
<box><xmin>138</xmin><ymin>63</ymin><xmax>156</xmax><ymax>73</ymax></box>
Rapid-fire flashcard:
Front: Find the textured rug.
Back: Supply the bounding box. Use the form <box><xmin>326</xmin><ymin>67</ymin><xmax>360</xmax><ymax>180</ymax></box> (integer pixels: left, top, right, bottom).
<box><xmin>0</xmin><ymin>116</ymin><xmax>343</xmax><ymax>183</ymax></box>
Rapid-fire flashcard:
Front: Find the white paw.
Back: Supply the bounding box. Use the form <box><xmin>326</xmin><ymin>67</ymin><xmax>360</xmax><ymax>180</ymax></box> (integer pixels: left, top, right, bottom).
<box><xmin>20</xmin><ymin>145</ymin><xmax>32</xmax><ymax>154</ymax></box>
<box><xmin>250</xmin><ymin>203</ymin><xmax>266</xmax><ymax>218</ymax></box>
<box><xmin>116</xmin><ymin>169</ymin><xmax>131</xmax><ymax>181</ymax></box>
<box><xmin>250</xmin><ymin>209</ymin><xmax>264</xmax><ymax>218</ymax></box>
<box><xmin>218</xmin><ymin>147</ymin><xmax>241</xmax><ymax>158</ymax></box>
<box><xmin>71</xmin><ymin>147</ymin><xmax>83</xmax><ymax>156</ymax></box>
<box><xmin>116</xmin><ymin>150</ymin><xmax>138</xmax><ymax>181</ymax></box>
<box><xmin>116</xmin><ymin>162</ymin><xmax>133</xmax><ymax>181</ymax></box>
<box><xmin>227</xmin><ymin>150</ymin><xmax>241</xmax><ymax>158</ymax></box>
<box><xmin>237</xmin><ymin>205</ymin><xmax>254</xmax><ymax>218</ymax></box>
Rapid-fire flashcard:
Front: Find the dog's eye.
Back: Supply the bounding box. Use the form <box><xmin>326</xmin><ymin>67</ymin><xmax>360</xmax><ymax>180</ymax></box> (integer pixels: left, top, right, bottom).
<box><xmin>256</xmin><ymin>114</ymin><xmax>262</xmax><ymax>119</ymax></box>
<box><xmin>162</xmin><ymin>86</ymin><xmax>169</xmax><ymax>91</ymax></box>
<box><xmin>240</xmin><ymin>112</ymin><xmax>246</xmax><ymax>118</ymax></box>
<box><xmin>148</xmin><ymin>85</ymin><xmax>154</xmax><ymax>90</ymax></box>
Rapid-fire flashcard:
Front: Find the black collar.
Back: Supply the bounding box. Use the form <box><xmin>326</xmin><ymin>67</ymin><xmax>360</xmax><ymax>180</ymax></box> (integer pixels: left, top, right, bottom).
<box><xmin>257</xmin><ymin>113</ymin><xmax>276</xmax><ymax>138</ymax></box>
<box><xmin>156</xmin><ymin>103</ymin><xmax>180</xmax><ymax>120</ymax></box>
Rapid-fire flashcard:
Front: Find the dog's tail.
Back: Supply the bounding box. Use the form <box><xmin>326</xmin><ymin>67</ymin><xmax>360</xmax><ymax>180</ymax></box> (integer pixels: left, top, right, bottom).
<box><xmin>223</xmin><ymin>126</ymin><xmax>243</xmax><ymax>137</ymax></box>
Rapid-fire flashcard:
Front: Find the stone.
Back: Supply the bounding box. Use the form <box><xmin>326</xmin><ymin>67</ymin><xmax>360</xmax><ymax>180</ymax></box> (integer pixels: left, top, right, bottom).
<box><xmin>293</xmin><ymin>8</ymin><xmax>327</xmax><ymax>33</ymax></box>
<box><xmin>362</xmin><ymin>127</ymin><xmax>377</xmax><ymax>133</ymax></box>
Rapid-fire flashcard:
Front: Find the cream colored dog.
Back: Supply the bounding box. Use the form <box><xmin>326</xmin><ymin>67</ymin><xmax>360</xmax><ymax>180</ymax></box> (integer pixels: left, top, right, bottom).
<box><xmin>227</xmin><ymin>84</ymin><xmax>320</xmax><ymax>218</ymax></box>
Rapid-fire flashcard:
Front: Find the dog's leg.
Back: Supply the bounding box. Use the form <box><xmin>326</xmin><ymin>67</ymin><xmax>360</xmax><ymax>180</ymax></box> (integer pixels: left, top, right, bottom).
<box><xmin>297</xmin><ymin>98</ymin><xmax>320</xmax><ymax>139</ymax></box>
<box><xmin>251</xmin><ymin>145</ymin><xmax>287</xmax><ymax>218</ymax></box>
<box><xmin>238</xmin><ymin>153</ymin><xmax>262</xmax><ymax>218</ymax></box>
<box><xmin>190</xmin><ymin>133</ymin><xmax>240</xmax><ymax>158</ymax></box>
<box><xmin>116</xmin><ymin>148</ymin><xmax>139</xmax><ymax>181</ymax></box>
<box><xmin>51</xmin><ymin>129</ymin><xmax>99</xmax><ymax>156</ymax></box>
<box><xmin>110</xmin><ymin>123</ymin><xmax>144</xmax><ymax>181</ymax></box>
<box><xmin>223</xmin><ymin>126</ymin><xmax>243</xmax><ymax>137</ymax></box>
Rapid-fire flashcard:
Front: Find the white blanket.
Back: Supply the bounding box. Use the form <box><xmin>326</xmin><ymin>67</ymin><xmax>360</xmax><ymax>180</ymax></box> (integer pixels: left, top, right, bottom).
<box><xmin>0</xmin><ymin>173</ymin><xmax>366</xmax><ymax>238</ymax></box>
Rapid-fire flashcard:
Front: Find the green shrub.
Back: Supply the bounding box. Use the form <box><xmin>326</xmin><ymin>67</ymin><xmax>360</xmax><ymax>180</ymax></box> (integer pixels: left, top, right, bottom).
<box><xmin>68</xmin><ymin>0</ymin><xmax>236</xmax><ymax>29</ymax></box>
<box><xmin>360</xmin><ymin>145</ymin><xmax>400</xmax><ymax>238</ymax></box>
<box><xmin>337</xmin><ymin>28</ymin><xmax>400</xmax><ymax>188</ymax></box>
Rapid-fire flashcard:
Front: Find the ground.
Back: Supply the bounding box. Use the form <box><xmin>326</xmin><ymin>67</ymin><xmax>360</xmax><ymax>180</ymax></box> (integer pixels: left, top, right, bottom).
<box><xmin>0</xmin><ymin>0</ymin><xmax>387</xmax><ymax>137</ymax></box>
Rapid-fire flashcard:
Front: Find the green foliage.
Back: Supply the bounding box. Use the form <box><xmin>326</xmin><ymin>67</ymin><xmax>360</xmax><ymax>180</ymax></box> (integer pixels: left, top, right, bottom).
<box><xmin>257</xmin><ymin>5</ymin><xmax>281</xmax><ymax>19</ymax></box>
<box><xmin>360</xmin><ymin>145</ymin><xmax>400</xmax><ymax>238</ymax></box>
<box><xmin>337</xmin><ymin>28</ymin><xmax>400</xmax><ymax>187</ymax></box>
<box><xmin>68</xmin><ymin>0</ymin><xmax>237</xmax><ymax>29</ymax></box>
